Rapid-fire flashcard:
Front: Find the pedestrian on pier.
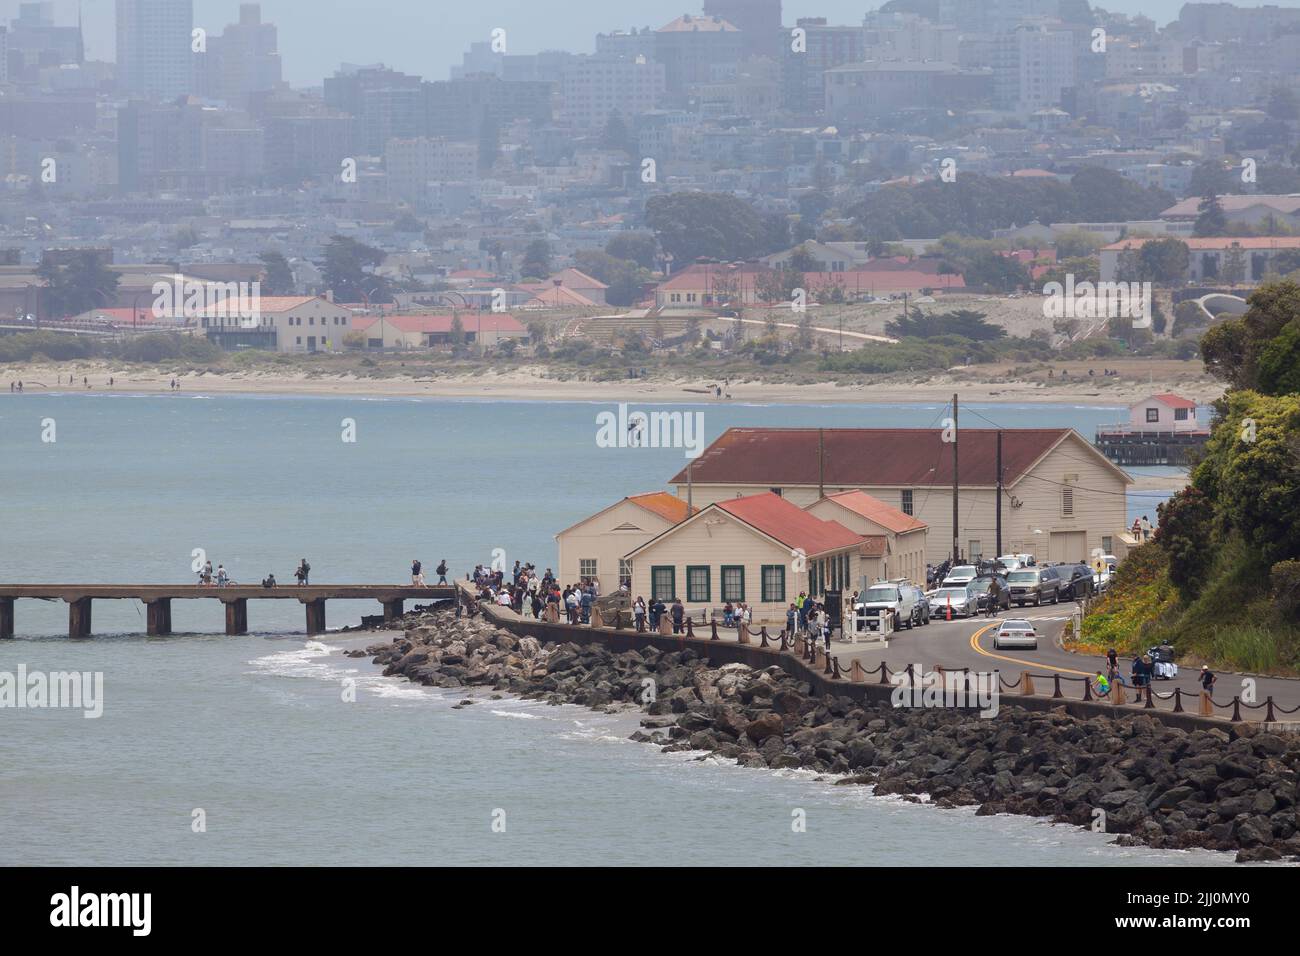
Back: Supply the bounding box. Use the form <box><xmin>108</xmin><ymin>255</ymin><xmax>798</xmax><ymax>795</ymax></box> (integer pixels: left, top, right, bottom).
<box><xmin>634</xmin><ymin>597</ymin><xmax>647</xmax><ymax>632</ymax></box>
<box><xmin>216</xmin><ymin>565</ymin><xmax>230</xmax><ymax>587</ymax></box>
<box><xmin>671</xmin><ymin>598</ymin><xmax>685</xmax><ymax>635</ymax></box>
<box><xmin>411</xmin><ymin>560</ymin><xmax>424</xmax><ymax>586</ymax></box>
<box><xmin>295</xmin><ymin>559</ymin><xmax>311</xmax><ymax>586</ymax></box>
<box><xmin>435</xmin><ymin>560</ymin><xmax>448</xmax><ymax>584</ymax></box>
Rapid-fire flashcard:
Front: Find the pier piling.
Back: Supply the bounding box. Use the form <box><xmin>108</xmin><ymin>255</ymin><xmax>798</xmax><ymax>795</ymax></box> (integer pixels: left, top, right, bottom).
<box><xmin>304</xmin><ymin>599</ymin><xmax>326</xmax><ymax>636</ymax></box>
<box><xmin>67</xmin><ymin>597</ymin><xmax>92</xmax><ymax>638</ymax></box>
<box><xmin>0</xmin><ymin>597</ymin><xmax>13</xmax><ymax>639</ymax></box>
<box><xmin>146</xmin><ymin>599</ymin><xmax>173</xmax><ymax>636</ymax></box>
<box><xmin>224</xmin><ymin>598</ymin><xmax>248</xmax><ymax>636</ymax></box>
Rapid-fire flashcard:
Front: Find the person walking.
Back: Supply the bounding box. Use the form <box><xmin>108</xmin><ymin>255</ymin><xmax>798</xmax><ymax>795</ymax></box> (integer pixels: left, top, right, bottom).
<box><xmin>1140</xmin><ymin>515</ymin><xmax>1152</xmax><ymax>541</ymax></box>
<box><xmin>1200</xmin><ymin>665</ymin><xmax>1216</xmax><ymax>696</ymax></box>
<box><xmin>411</xmin><ymin>559</ymin><xmax>423</xmax><ymax>586</ymax></box>
<box><xmin>633</xmin><ymin>596</ymin><xmax>647</xmax><ymax>632</ymax></box>
<box><xmin>216</xmin><ymin>564</ymin><xmax>230</xmax><ymax>588</ymax></box>
<box><xmin>1105</xmin><ymin>648</ymin><xmax>1119</xmax><ymax>685</ymax></box>
<box><xmin>785</xmin><ymin>602</ymin><xmax>797</xmax><ymax>637</ymax></box>
<box><xmin>436</xmin><ymin>559</ymin><xmax>448</xmax><ymax>585</ymax></box>
<box><xmin>670</xmin><ymin>598</ymin><xmax>685</xmax><ymax>635</ymax></box>
<box><xmin>295</xmin><ymin>558</ymin><xmax>311</xmax><ymax>586</ymax></box>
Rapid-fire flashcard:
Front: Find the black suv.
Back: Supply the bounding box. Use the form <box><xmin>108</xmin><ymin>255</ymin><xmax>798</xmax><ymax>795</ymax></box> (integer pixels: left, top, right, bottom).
<box><xmin>1057</xmin><ymin>563</ymin><xmax>1095</xmax><ymax>601</ymax></box>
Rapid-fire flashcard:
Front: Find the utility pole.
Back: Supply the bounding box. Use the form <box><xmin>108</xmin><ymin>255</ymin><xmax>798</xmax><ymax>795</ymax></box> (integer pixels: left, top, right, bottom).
<box><xmin>996</xmin><ymin>429</ymin><xmax>1004</xmax><ymax>559</ymax></box>
<box><xmin>818</xmin><ymin>428</ymin><xmax>825</xmax><ymax>499</ymax></box>
<box><xmin>687</xmin><ymin>458</ymin><xmax>693</xmax><ymax>514</ymax></box>
<box><xmin>952</xmin><ymin>393</ymin><xmax>960</xmax><ymax>564</ymax></box>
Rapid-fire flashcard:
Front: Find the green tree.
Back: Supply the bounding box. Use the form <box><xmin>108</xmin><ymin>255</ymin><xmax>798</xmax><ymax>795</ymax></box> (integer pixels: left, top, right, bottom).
<box><xmin>259</xmin><ymin>251</ymin><xmax>296</xmax><ymax>296</ymax></box>
<box><xmin>1194</xmin><ymin>193</ymin><xmax>1227</xmax><ymax>237</ymax></box>
<box><xmin>1054</xmin><ymin>228</ymin><xmax>1103</xmax><ymax>260</ymax></box>
<box><xmin>37</xmin><ymin>251</ymin><xmax>120</xmax><ymax>318</ymax></box>
<box><xmin>1222</xmin><ymin>244</ymin><xmax>1247</xmax><ymax>287</ymax></box>
<box><xmin>520</xmin><ymin>239</ymin><xmax>551</xmax><ymax>280</ymax></box>
<box><xmin>1154</xmin><ymin>487</ymin><xmax>1215</xmax><ymax>600</ymax></box>
<box><xmin>787</xmin><ymin>243</ymin><xmax>819</xmax><ymax>272</ymax></box>
<box><xmin>1137</xmin><ymin>238</ymin><xmax>1190</xmax><ymax>285</ymax></box>
<box><xmin>600</xmin><ymin>111</ymin><xmax>633</xmax><ymax>154</ymax></box>
<box><xmin>605</xmin><ymin>233</ymin><xmax>658</xmax><ymax>271</ymax></box>
<box><xmin>645</xmin><ymin>192</ymin><xmax>772</xmax><ymax>265</ymax></box>
<box><xmin>319</xmin><ymin>236</ymin><xmax>391</xmax><ymax>303</ymax></box>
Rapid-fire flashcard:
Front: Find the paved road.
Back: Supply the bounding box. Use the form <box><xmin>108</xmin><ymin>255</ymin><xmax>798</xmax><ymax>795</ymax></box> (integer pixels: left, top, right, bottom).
<box><xmin>824</xmin><ymin>608</ymin><xmax>1300</xmax><ymax>723</ymax></box>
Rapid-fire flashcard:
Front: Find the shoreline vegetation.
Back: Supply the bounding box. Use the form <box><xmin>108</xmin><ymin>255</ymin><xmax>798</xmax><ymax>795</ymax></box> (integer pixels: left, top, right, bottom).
<box><xmin>358</xmin><ymin>608</ymin><xmax>1300</xmax><ymax>864</ymax></box>
<box><xmin>1</xmin><ymin>353</ymin><xmax>1224</xmax><ymax>409</ymax></box>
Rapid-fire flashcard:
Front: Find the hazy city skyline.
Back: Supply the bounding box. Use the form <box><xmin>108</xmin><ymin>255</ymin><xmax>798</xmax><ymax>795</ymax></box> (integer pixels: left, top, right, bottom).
<box><xmin>3</xmin><ymin>0</ymin><xmax>1231</xmax><ymax>86</ymax></box>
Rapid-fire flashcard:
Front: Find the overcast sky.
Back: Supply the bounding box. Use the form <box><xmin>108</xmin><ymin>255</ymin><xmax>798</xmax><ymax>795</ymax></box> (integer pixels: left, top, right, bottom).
<box><xmin>1</xmin><ymin>0</ymin><xmax>1259</xmax><ymax>86</ymax></box>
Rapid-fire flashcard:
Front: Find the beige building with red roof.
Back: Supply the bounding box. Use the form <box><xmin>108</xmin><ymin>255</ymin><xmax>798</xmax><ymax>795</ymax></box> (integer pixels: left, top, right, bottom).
<box><xmin>805</xmin><ymin>490</ymin><xmax>929</xmax><ymax>586</ymax></box>
<box><xmin>350</xmin><ymin>313</ymin><xmax>527</xmax><ymax>349</ymax></box>
<box><xmin>626</xmin><ymin>491</ymin><xmax>868</xmax><ymax>624</ymax></box>
<box><xmin>668</xmin><ymin>427</ymin><xmax>1132</xmax><ymax>567</ymax></box>
<box><xmin>1100</xmin><ymin>236</ymin><xmax>1300</xmax><ymax>284</ymax></box>
<box><xmin>555</xmin><ymin>493</ymin><xmax>697</xmax><ymax>590</ymax></box>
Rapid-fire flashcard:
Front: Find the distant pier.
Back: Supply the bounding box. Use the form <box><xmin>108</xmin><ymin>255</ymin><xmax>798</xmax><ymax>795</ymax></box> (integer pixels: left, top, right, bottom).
<box><xmin>0</xmin><ymin>585</ymin><xmax>456</xmax><ymax>638</ymax></box>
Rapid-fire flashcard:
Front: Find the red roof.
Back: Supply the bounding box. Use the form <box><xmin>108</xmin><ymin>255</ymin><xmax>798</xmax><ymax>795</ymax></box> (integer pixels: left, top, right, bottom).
<box><xmin>628</xmin><ymin>492</ymin><xmax>695</xmax><ymax>524</ymax></box>
<box><xmin>820</xmin><ymin>490</ymin><xmax>927</xmax><ymax>535</ymax></box>
<box><xmin>1104</xmin><ymin>237</ymin><xmax>1300</xmax><ymax>251</ymax></box>
<box><xmin>1146</xmin><ymin>393</ymin><xmax>1197</xmax><ymax>410</ymax></box>
<box><xmin>669</xmin><ymin>428</ymin><xmax>1112</xmax><ymax>488</ymax></box>
<box><xmin>714</xmin><ymin>493</ymin><xmax>863</xmax><ymax>557</ymax></box>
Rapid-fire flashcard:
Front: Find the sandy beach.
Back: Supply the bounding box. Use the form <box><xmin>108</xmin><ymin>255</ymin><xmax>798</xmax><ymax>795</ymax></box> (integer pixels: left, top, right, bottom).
<box><xmin>1</xmin><ymin>357</ymin><xmax>1224</xmax><ymax>408</ymax></box>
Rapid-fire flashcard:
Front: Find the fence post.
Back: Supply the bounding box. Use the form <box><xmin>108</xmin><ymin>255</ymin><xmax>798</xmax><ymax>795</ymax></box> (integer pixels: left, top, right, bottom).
<box><xmin>710</xmin><ymin>620</ymin><xmax>719</xmax><ymax>641</ymax></box>
<box><xmin>1173</xmin><ymin>687</ymin><xmax>1183</xmax><ymax>713</ymax></box>
<box><xmin>1199</xmin><ymin>691</ymin><xmax>1213</xmax><ymax>716</ymax></box>
<box><xmin>851</xmin><ymin>659</ymin><xmax>865</xmax><ymax>683</ymax></box>
<box><xmin>879</xmin><ymin>662</ymin><xmax>890</xmax><ymax>685</ymax></box>
<box><xmin>823</xmin><ymin>650</ymin><xmax>833</xmax><ymax>675</ymax></box>
<box><xmin>1052</xmin><ymin>674</ymin><xmax>1063</xmax><ymax>699</ymax></box>
<box><xmin>1144</xmin><ymin>684</ymin><xmax>1155</xmax><ymax>709</ymax></box>
<box><xmin>760</xmin><ymin>626</ymin><xmax>770</xmax><ymax>648</ymax></box>
<box><xmin>1265</xmin><ymin>696</ymin><xmax>1276</xmax><ymax>722</ymax></box>
<box><xmin>1020</xmin><ymin>671</ymin><xmax>1035</xmax><ymax>696</ymax></box>
<box><xmin>685</xmin><ymin>618</ymin><xmax>695</xmax><ymax>640</ymax></box>
<box><xmin>1231</xmin><ymin>696</ymin><xmax>1243</xmax><ymax>722</ymax></box>
<box><xmin>832</xmin><ymin>657</ymin><xmax>842</xmax><ymax>679</ymax></box>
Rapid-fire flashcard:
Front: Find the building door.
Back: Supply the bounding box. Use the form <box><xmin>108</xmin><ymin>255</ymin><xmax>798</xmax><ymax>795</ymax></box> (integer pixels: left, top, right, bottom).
<box><xmin>1048</xmin><ymin>531</ymin><xmax>1087</xmax><ymax>564</ymax></box>
<box><xmin>307</xmin><ymin>336</ymin><xmax>317</xmax><ymax>352</ymax></box>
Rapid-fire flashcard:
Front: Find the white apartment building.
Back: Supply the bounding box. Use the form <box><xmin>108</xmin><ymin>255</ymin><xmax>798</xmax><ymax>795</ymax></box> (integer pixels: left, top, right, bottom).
<box><xmin>994</xmin><ymin>22</ymin><xmax>1076</xmax><ymax>115</ymax></box>
<box><xmin>560</xmin><ymin>54</ymin><xmax>666</xmax><ymax>130</ymax></box>
<box><xmin>385</xmin><ymin>137</ymin><xmax>478</xmax><ymax>203</ymax></box>
<box><xmin>116</xmin><ymin>0</ymin><xmax>194</xmax><ymax>101</ymax></box>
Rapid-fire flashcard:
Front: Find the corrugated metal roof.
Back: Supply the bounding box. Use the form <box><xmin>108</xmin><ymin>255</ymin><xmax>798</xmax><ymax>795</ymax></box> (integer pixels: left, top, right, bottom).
<box><xmin>821</xmin><ymin>490</ymin><xmax>928</xmax><ymax>534</ymax></box>
<box><xmin>670</xmin><ymin>427</ymin><xmax>1099</xmax><ymax>488</ymax></box>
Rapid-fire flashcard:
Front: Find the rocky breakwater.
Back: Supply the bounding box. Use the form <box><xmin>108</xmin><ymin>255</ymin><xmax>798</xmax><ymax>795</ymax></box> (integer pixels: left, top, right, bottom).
<box><xmin>355</xmin><ymin>610</ymin><xmax>1300</xmax><ymax>863</ymax></box>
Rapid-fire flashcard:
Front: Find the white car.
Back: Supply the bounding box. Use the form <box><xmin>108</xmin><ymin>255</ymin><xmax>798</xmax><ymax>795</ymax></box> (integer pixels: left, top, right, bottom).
<box><xmin>941</xmin><ymin>565</ymin><xmax>979</xmax><ymax>587</ymax></box>
<box><xmin>929</xmin><ymin>585</ymin><xmax>976</xmax><ymax>619</ymax></box>
<box><xmin>994</xmin><ymin>619</ymin><xmax>1038</xmax><ymax>650</ymax></box>
<box><xmin>996</xmin><ymin>554</ymin><xmax>1036</xmax><ymax>572</ymax></box>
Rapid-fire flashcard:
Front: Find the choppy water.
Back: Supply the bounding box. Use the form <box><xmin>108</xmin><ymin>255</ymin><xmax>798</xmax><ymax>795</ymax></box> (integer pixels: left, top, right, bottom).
<box><xmin>0</xmin><ymin>394</ymin><xmax>1204</xmax><ymax>865</ymax></box>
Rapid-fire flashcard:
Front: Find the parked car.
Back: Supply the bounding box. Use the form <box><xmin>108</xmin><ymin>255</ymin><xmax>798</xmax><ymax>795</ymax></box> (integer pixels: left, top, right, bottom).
<box><xmin>941</xmin><ymin>565</ymin><xmax>979</xmax><ymax>588</ymax></box>
<box><xmin>1057</xmin><ymin>563</ymin><xmax>1096</xmax><ymax>601</ymax></box>
<box><xmin>993</xmin><ymin>619</ymin><xmax>1038</xmax><ymax>650</ymax></box>
<box><xmin>928</xmin><ymin>584</ymin><xmax>978</xmax><ymax>619</ymax></box>
<box><xmin>855</xmin><ymin>580</ymin><xmax>927</xmax><ymax>631</ymax></box>
<box><xmin>970</xmin><ymin>574</ymin><xmax>1011</xmax><ymax>612</ymax></box>
<box><xmin>1005</xmin><ymin>566</ymin><xmax>1063</xmax><ymax>606</ymax></box>
<box><xmin>995</xmin><ymin>553</ymin><xmax>1036</xmax><ymax>572</ymax></box>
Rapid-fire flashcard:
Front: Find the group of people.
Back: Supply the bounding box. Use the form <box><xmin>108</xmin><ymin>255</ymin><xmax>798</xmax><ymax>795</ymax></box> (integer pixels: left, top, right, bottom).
<box><xmin>1093</xmin><ymin>645</ymin><xmax>1216</xmax><ymax>698</ymax></box>
<box><xmin>409</xmin><ymin>559</ymin><xmax>449</xmax><ymax>586</ymax></box>
<box><xmin>1131</xmin><ymin>515</ymin><xmax>1154</xmax><ymax>542</ymax></box>
<box><xmin>197</xmin><ymin>558</ymin><xmax>312</xmax><ymax>587</ymax></box>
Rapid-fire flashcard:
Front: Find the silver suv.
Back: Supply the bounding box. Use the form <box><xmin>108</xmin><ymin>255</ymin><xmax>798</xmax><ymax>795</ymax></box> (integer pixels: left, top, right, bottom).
<box><xmin>1006</xmin><ymin>566</ymin><xmax>1062</xmax><ymax>606</ymax></box>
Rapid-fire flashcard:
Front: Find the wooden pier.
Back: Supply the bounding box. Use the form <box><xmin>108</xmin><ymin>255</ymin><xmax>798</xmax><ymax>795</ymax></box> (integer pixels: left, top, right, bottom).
<box><xmin>0</xmin><ymin>585</ymin><xmax>456</xmax><ymax>638</ymax></box>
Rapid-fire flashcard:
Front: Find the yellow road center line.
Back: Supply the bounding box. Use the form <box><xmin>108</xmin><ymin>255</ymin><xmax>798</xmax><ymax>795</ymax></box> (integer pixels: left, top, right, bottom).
<box><xmin>968</xmin><ymin>622</ymin><xmax>1094</xmax><ymax>677</ymax></box>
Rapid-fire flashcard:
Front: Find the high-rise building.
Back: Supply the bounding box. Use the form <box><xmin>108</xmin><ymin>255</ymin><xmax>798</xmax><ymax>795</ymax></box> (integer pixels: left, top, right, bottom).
<box><xmin>703</xmin><ymin>0</ymin><xmax>782</xmax><ymax>60</ymax></box>
<box><xmin>5</xmin><ymin>2</ymin><xmax>84</xmax><ymax>83</ymax></box>
<box><xmin>993</xmin><ymin>21</ymin><xmax>1076</xmax><ymax>114</ymax></box>
<box><xmin>781</xmin><ymin>18</ymin><xmax>864</xmax><ymax>114</ymax></box>
<box><xmin>116</xmin><ymin>0</ymin><xmax>194</xmax><ymax>101</ymax></box>
<box><xmin>0</xmin><ymin>27</ymin><xmax>8</xmax><ymax>85</ymax></box>
<box><xmin>560</xmin><ymin>54</ymin><xmax>666</xmax><ymax>130</ymax></box>
<box><xmin>197</xmin><ymin>3</ymin><xmax>282</xmax><ymax>106</ymax></box>
<box><xmin>655</xmin><ymin>14</ymin><xmax>744</xmax><ymax>97</ymax></box>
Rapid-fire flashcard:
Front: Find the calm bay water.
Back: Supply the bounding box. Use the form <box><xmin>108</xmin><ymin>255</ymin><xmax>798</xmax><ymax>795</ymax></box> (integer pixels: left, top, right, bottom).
<box><xmin>0</xmin><ymin>393</ymin><xmax>1201</xmax><ymax>866</ymax></box>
